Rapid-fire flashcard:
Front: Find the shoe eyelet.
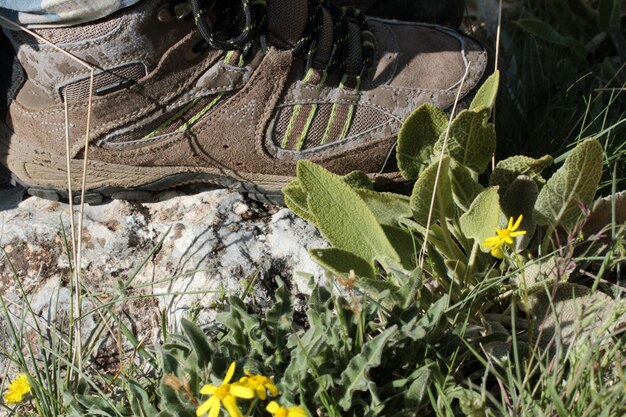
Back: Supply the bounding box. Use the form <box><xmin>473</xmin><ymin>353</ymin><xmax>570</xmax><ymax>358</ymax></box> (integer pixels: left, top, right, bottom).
<box><xmin>174</xmin><ymin>3</ymin><xmax>192</xmax><ymax>20</ymax></box>
<box><xmin>184</xmin><ymin>42</ymin><xmax>205</xmax><ymax>61</ymax></box>
<box><xmin>157</xmin><ymin>6</ymin><xmax>174</xmax><ymax>23</ymax></box>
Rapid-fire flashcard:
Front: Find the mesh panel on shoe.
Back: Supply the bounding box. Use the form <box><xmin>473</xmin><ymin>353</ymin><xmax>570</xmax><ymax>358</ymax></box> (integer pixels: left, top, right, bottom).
<box><xmin>344</xmin><ymin>19</ymin><xmax>363</xmax><ymax>75</ymax></box>
<box><xmin>273</xmin><ymin>102</ymin><xmax>391</xmax><ymax>150</ymax></box>
<box><xmin>312</xmin><ymin>8</ymin><xmax>334</xmax><ymax>68</ymax></box>
<box><xmin>13</xmin><ymin>18</ymin><xmax>121</xmax><ymax>45</ymax></box>
<box><xmin>60</xmin><ymin>63</ymin><xmax>146</xmax><ymax>103</ymax></box>
<box><xmin>267</xmin><ymin>0</ymin><xmax>309</xmax><ymax>48</ymax></box>
<box><xmin>347</xmin><ymin>105</ymin><xmax>391</xmax><ymax>137</ymax></box>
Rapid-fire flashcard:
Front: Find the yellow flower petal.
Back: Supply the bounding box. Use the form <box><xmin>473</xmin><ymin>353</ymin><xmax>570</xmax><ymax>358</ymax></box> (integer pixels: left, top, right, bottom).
<box><xmin>255</xmin><ymin>387</ymin><xmax>267</xmax><ymax>400</ymax></box>
<box><xmin>196</xmin><ymin>396</ymin><xmax>219</xmax><ymax>417</ymax></box>
<box><xmin>491</xmin><ymin>246</ymin><xmax>504</xmax><ymax>259</ymax></box>
<box><xmin>200</xmin><ymin>384</ymin><xmax>218</xmax><ymax>395</ymax></box>
<box><xmin>507</xmin><ymin>216</ymin><xmax>514</xmax><ymax>230</ymax></box>
<box><xmin>229</xmin><ymin>384</ymin><xmax>254</xmax><ymax>399</ymax></box>
<box><xmin>267</xmin><ymin>383</ymin><xmax>279</xmax><ymax>397</ymax></box>
<box><xmin>288</xmin><ymin>407</ymin><xmax>308</xmax><ymax>417</ymax></box>
<box><xmin>512</xmin><ymin>215</ymin><xmax>523</xmax><ymax>231</ymax></box>
<box><xmin>209</xmin><ymin>400</ymin><xmax>221</xmax><ymax>417</ymax></box>
<box><xmin>483</xmin><ymin>236</ymin><xmax>501</xmax><ymax>247</ymax></box>
<box><xmin>3</xmin><ymin>374</ymin><xmax>31</xmax><ymax>404</ymax></box>
<box><xmin>224</xmin><ymin>362</ymin><xmax>237</xmax><ymax>384</ymax></box>
<box><xmin>504</xmin><ymin>236</ymin><xmax>514</xmax><ymax>246</ymax></box>
<box><xmin>510</xmin><ymin>231</ymin><xmax>526</xmax><ymax>237</ymax></box>
<box><xmin>223</xmin><ymin>395</ymin><xmax>243</xmax><ymax>417</ymax></box>
<box><xmin>267</xmin><ymin>401</ymin><xmax>280</xmax><ymax>414</ymax></box>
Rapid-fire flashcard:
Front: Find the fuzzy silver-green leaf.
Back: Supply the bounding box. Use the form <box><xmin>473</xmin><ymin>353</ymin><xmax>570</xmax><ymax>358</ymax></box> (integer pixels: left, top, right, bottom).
<box><xmin>397</xmin><ymin>103</ymin><xmax>448</xmax><ymax>180</ymax></box>
<box><xmin>534</xmin><ymin>139</ymin><xmax>603</xmax><ymax>228</ymax></box>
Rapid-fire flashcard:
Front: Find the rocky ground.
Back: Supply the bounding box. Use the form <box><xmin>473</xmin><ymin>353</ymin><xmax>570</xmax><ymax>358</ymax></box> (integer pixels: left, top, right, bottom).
<box><xmin>0</xmin><ymin>176</ymin><xmax>327</xmax><ymax>382</ymax></box>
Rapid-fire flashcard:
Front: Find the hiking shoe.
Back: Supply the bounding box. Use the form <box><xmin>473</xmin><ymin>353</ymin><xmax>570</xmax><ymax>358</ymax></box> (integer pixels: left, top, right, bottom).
<box><xmin>333</xmin><ymin>0</ymin><xmax>465</xmax><ymax>27</ymax></box>
<box><xmin>0</xmin><ymin>0</ymin><xmax>487</xmax><ymax>204</ymax></box>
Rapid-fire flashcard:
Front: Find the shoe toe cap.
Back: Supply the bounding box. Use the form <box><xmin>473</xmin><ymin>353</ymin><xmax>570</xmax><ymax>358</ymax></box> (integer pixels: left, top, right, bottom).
<box><xmin>368</xmin><ymin>19</ymin><xmax>488</xmax><ymax>97</ymax></box>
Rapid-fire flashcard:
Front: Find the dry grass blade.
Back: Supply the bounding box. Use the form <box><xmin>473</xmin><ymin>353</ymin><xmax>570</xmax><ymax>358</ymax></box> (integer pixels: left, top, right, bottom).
<box><xmin>0</xmin><ymin>15</ymin><xmax>95</xmax><ymax>373</ymax></box>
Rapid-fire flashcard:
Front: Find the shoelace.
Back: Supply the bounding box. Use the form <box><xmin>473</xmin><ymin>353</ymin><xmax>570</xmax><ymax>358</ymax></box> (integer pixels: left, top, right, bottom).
<box><xmin>186</xmin><ymin>0</ymin><xmax>374</xmax><ymax>79</ymax></box>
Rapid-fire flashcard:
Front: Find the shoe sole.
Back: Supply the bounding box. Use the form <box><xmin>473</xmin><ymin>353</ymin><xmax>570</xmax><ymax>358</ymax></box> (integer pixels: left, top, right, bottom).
<box><xmin>0</xmin><ymin>120</ymin><xmax>302</xmax><ymax>205</ymax></box>
<box><xmin>0</xmin><ymin>121</ymin><xmax>406</xmax><ymax>206</ymax></box>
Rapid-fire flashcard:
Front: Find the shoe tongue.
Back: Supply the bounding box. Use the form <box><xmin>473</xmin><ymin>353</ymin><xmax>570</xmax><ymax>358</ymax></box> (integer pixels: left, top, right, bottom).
<box><xmin>266</xmin><ymin>0</ymin><xmax>309</xmax><ymax>49</ymax></box>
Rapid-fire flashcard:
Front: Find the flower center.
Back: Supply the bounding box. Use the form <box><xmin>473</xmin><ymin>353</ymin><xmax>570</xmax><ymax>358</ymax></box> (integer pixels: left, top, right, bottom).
<box><xmin>215</xmin><ymin>385</ymin><xmax>230</xmax><ymax>400</ymax></box>
<box><xmin>497</xmin><ymin>229</ymin><xmax>511</xmax><ymax>239</ymax></box>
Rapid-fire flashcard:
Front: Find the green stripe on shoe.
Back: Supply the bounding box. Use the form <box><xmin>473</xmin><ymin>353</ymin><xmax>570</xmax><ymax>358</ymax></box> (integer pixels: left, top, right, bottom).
<box><xmin>322</xmin><ymin>75</ymin><xmax>361</xmax><ymax>144</ymax></box>
<box><xmin>142</xmin><ymin>51</ymin><xmax>238</xmax><ymax>139</ymax></box>
<box><xmin>282</xmin><ymin>69</ymin><xmax>326</xmax><ymax>150</ymax></box>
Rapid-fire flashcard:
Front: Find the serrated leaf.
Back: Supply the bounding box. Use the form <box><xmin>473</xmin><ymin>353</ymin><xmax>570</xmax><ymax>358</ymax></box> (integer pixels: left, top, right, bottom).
<box><xmin>337</xmin><ymin>326</ymin><xmax>398</xmax><ymax>410</ymax></box>
<box><xmin>534</xmin><ymin>139</ymin><xmax>603</xmax><ymax>228</ymax></box>
<box><xmin>501</xmin><ymin>176</ymin><xmax>538</xmax><ymax>250</ymax></box>
<box><xmin>356</xmin><ymin>189</ymin><xmax>412</xmax><ymax>227</ymax></box>
<box><xmin>450</xmin><ymin>159</ymin><xmax>484</xmax><ymax>212</ymax></box>
<box><xmin>489</xmin><ymin>155</ymin><xmax>553</xmax><ymax>190</ymax></box>
<box><xmin>460</xmin><ymin>187</ymin><xmax>501</xmax><ymax>251</ymax></box>
<box><xmin>516</xmin><ymin>18</ymin><xmax>586</xmax><ymax>58</ymax></box>
<box><xmin>298</xmin><ymin>160</ymin><xmax>400</xmax><ymax>264</ymax></box>
<box><xmin>410</xmin><ymin>157</ymin><xmax>454</xmax><ymax>226</ymax></box>
<box><xmin>470</xmin><ymin>71</ymin><xmax>500</xmax><ymax>112</ymax></box>
<box><xmin>309</xmin><ymin>247</ymin><xmax>376</xmax><ymax>279</ymax></box>
<box><xmin>435</xmin><ymin>108</ymin><xmax>496</xmax><ymax>174</ymax></box>
<box><xmin>397</xmin><ymin>103</ymin><xmax>449</xmax><ymax>180</ymax></box>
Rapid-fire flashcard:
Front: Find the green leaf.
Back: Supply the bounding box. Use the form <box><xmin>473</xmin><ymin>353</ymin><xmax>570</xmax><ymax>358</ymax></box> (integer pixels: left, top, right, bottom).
<box><xmin>460</xmin><ymin>187</ymin><xmax>501</xmax><ymax>251</ymax></box>
<box><xmin>489</xmin><ymin>155</ymin><xmax>553</xmax><ymax>190</ymax></box>
<box><xmin>410</xmin><ymin>157</ymin><xmax>454</xmax><ymax>226</ymax></box>
<box><xmin>405</xmin><ymin>365</ymin><xmax>434</xmax><ymax>409</ymax></box>
<box><xmin>450</xmin><ymin>159</ymin><xmax>484</xmax><ymax>212</ymax></box>
<box><xmin>356</xmin><ymin>189</ymin><xmax>412</xmax><ymax>227</ymax></box>
<box><xmin>127</xmin><ymin>380</ymin><xmax>159</xmax><ymax>417</ymax></box>
<box><xmin>534</xmin><ymin>139</ymin><xmax>603</xmax><ymax>228</ymax></box>
<box><xmin>500</xmin><ymin>176</ymin><xmax>538</xmax><ymax>250</ymax></box>
<box><xmin>180</xmin><ymin>318</ymin><xmax>212</xmax><ymax>368</ymax></box>
<box><xmin>470</xmin><ymin>71</ymin><xmax>500</xmax><ymax>113</ymax></box>
<box><xmin>516</xmin><ymin>18</ymin><xmax>587</xmax><ymax>58</ymax></box>
<box><xmin>298</xmin><ymin>160</ymin><xmax>400</xmax><ymax>264</ymax></box>
<box><xmin>337</xmin><ymin>326</ymin><xmax>398</xmax><ymax>410</ymax></box>
<box><xmin>343</xmin><ymin>170</ymin><xmax>374</xmax><ymax>189</ymax></box>
<box><xmin>284</xmin><ymin>171</ymin><xmax>374</xmax><ymax>226</ymax></box>
<box><xmin>419</xmin><ymin>294</ymin><xmax>449</xmax><ymax>330</ymax></box>
<box><xmin>397</xmin><ymin>103</ymin><xmax>448</xmax><ymax>180</ymax></box>
<box><xmin>382</xmin><ymin>225</ymin><xmax>419</xmax><ymax>269</ymax></box>
<box><xmin>309</xmin><ymin>247</ymin><xmax>376</xmax><ymax>279</ymax></box>
<box><xmin>435</xmin><ymin>108</ymin><xmax>496</xmax><ymax>174</ymax></box>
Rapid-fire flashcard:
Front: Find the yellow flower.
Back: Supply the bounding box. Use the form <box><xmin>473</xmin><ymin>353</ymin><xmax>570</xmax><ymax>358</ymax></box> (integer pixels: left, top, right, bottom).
<box><xmin>196</xmin><ymin>362</ymin><xmax>255</xmax><ymax>417</ymax></box>
<box><xmin>238</xmin><ymin>370</ymin><xmax>278</xmax><ymax>400</ymax></box>
<box><xmin>482</xmin><ymin>215</ymin><xmax>527</xmax><ymax>259</ymax></box>
<box><xmin>266</xmin><ymin>401</ymin><xmax>307</xmax><ymax>417</ymax></box>
<box><xmin>3</xmin><ymin>373</ymin><xmax>31</xmax><ymax>404</ymax></box>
